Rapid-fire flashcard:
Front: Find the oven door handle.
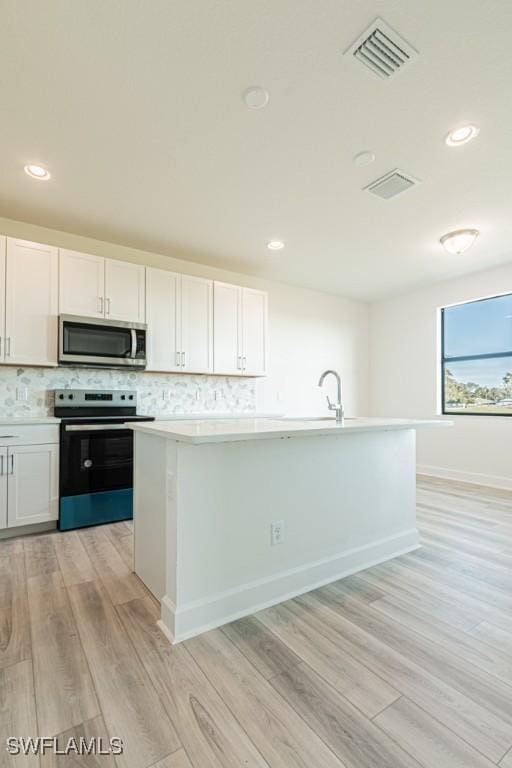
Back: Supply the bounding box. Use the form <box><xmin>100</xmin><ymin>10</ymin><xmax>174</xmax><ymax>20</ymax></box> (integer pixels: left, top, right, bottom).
<box><xmin>64</xmin><ymin>423</ymin><xmax>133</xmax><ymax>432</ymax></box>
<box><xmin>130</xmin><ymin>329</ymin><xmax>137</xmax><ymax>359</ymax></box>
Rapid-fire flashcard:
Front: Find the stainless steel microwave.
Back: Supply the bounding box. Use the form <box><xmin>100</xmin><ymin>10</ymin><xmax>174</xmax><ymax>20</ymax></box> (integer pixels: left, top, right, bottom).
<box><xmin>59</xmin><ymin>315</ymin><xmax>147</xmax><ymax>369</ymax></box>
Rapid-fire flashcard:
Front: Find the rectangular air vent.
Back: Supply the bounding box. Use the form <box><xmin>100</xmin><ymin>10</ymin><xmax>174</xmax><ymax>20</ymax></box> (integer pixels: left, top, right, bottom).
<box><xmin>365</xmin><ymin>169</ymin><xmax>420</xmax><ymax>199</ymax></box>
<box><xmin>345</xmin><ymin>18</ymin><xmax>418</xmax><ymax>80</ymax></box>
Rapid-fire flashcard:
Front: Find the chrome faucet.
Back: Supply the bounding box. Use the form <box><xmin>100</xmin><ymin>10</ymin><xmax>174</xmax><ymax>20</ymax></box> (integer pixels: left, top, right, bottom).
<box><xmin>318</xmin><ymin>369</ymin><xmax>344</xmax><ymax>423</ymax></box>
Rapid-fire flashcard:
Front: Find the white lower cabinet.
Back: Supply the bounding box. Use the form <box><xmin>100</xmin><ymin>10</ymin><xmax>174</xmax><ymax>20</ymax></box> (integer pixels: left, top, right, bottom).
<box><xmin>0</xmin><ymin>427</ymin><xmax>59</xmax><ymax>530</ymax></box>
<box><xmin>7</xmin><ymin>444</ymin><xmax>59</xmax><ymax>528</ymax></box>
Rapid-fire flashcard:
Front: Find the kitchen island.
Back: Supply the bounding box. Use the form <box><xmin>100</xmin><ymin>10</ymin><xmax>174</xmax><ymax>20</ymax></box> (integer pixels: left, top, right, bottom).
<box><xmin>130</xmin><ymin>416</ymin><xmax>449</xmax><ymax>643</ymax></box>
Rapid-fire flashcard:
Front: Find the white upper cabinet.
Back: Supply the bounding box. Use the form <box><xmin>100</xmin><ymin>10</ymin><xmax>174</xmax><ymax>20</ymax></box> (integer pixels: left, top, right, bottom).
<box><xmin>146</xmin><ymin>270</ymin><xmax>213</xmax><ymax>374</ymax></box>
<box><xmin>59</xmin><ymin>250</ymin><xmax>145</xmax><ymax>323</ymax></box>
<box><xmin>59</xmin><ymin>249</ymin><xmax>105</xmax><ymax>318</ymax></box>
<box><xmin>0</xmin><ymin>237</ymin><xmax>6</xmax><ymax>349</ymax></box>
<box><xmin>0</xmin><ymin>233</ymin><xmax>267</xmax><ymax>376</ymax></box>
<box><xmin>4</xmin><ymin>238</ymin><xmax>58</xmax><ymax>366</ymax></box>
<box><xmin>180</xmin><ymin>275</ymin><xmax>213</xmax><ymax>374</ymax></box>
<box><xmin>213</xmin><ymin>282</ymin><xmax>267</xmax><ymax>376</ymax></box>
<box><xmin>146</xmin><ymin>267</ymin><xmax>181</xmax><ymax>372</ymax></box>
<box><xmin>213</xmin><ymin>282</ymin><xmax>242</xmax><ymax>375</ymax></box>
<box><xmin>105</xmin><ymin>259</ymin><xmax>145</xmax><ymax>323</ymax></box>
<box><xmin>242</xmin><ymin>288</ymin><xmax>268</xmax><ymax>376</ymax></box>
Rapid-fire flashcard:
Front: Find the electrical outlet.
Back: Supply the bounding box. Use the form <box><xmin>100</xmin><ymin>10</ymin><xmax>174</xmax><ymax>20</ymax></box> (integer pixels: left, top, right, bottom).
<box><xmin>16</xmin><ymin>386</ymin><xmax>28</xmax><ymax>402</ymax></box>
<box><xmin>162</xmin><ymin>390</ymin><xmax>170</xmax><ymax>402</ymax></box>
<box><xmin>271</xmin><ymin>520</ymin><xmax>284</xmax><ymax>546</ymax></box>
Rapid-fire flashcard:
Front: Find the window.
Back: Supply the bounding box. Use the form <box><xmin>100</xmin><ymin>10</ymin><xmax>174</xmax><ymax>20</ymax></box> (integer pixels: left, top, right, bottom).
<box><xmin>441</xmin><ymin>293</ymin><xmax>512</xmax><ymax>415</ymax></box>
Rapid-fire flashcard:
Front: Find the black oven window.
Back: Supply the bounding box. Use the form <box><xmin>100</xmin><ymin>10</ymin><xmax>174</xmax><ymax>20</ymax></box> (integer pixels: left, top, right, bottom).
<box><xmin>63</xmin><ymin>322</ymin><xmax>132</xmax><ymax>358</ymax></box>
<box><xmin>442</xmin><ymin>293</ymin><xmax>512</xmax><ymax>416</ymax></box>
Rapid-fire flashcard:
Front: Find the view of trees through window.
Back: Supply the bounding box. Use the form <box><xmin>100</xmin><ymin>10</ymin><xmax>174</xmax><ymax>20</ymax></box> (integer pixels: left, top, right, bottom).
<box><xmin>442</xmin><ymin>293</ymin><xmax>512</xmax><ymax>415</ymax></box>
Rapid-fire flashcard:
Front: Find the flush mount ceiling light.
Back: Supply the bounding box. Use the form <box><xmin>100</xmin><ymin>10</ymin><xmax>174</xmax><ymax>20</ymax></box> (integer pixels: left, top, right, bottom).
<box><xmin>353</xmin><ymin>150</ymin><xmax>376</xmax><ymax>167</ymax></box>
<box><xmin>242</xmin><ymin>86</ymin><xmax>269</xmax><ymax>110</ymax></box>
<box><xmin>267</xmin><ymin>240</ymin><xmax>285</xmax><ymax>251</ymax></box>
<box><xmin>24</xmin><ymin>164</ymin><xmax>51</xmax><ymax>180</ymax></box>
<box><xmin>445</xmin><ymin>125</ymin><xmax>480</xmax><ymax>147</ymax></box>
<box><xmin>440</xmin><ymin>228</ymin><xmax>479</xmax><ymax>255</ymax></box>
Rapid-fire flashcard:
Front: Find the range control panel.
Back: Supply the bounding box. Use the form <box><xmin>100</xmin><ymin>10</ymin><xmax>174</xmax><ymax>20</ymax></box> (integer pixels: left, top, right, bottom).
<box><xmin>54</xmin><ymin>389</ymin><xmax>137</xmax><ymax>408</ymax></box>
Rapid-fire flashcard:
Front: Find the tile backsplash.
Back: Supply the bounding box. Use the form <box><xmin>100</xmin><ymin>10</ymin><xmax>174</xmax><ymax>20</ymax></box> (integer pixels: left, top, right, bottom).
<box><xmin>0</xmin><ymin>367</ymin><xmax>256</xmax><ymax>417</ymax></box>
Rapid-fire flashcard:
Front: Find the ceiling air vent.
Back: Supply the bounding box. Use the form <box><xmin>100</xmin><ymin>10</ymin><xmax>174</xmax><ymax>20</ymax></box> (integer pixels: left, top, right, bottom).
<box><xmin>345</xmin><ymin>18</ymin><xmax>418</xmax><ymax>80</ymax></box>
<box><xmin>365</xmin><ymin>169</ymin><xmax>420</xmax><ymax>199</ymax></box>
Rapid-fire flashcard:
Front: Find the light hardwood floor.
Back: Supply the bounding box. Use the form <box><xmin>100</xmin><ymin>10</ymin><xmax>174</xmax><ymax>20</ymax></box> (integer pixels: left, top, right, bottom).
<box><xmin>1</xmin><ymin>477</ymin><xmax>512</xmax><ymax>767</ymax></box>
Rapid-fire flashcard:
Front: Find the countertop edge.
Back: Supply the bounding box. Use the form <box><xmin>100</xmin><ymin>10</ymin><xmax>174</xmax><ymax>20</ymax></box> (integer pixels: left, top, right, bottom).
<box><xmin>128</xmin><ymin>418</ymin><xmax>452</xmax><ymax>444</ymax></box>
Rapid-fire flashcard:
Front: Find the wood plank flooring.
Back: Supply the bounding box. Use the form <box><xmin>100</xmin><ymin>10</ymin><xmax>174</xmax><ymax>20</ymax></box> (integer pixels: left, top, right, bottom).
<box><xmin>1</xmin><ymin>476</ymin><xmax>512</xmax><ymax>767</ymax></box>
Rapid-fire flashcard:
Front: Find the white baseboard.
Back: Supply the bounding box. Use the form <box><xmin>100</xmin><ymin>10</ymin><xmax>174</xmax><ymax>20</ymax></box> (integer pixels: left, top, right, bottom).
<box><xmin>0</xmin><ymin>521</ymin><xmax>56</xmax><ymax>540</ymax></box>
<box><xmin>417</xmin><ymin>464</ymin><xmax>512</xmax><ymax>491</ymax></box>
<box><xmin>160</xmin><ymin>528</ymin><xmax>420</xmax><ymax>643</ymax></box>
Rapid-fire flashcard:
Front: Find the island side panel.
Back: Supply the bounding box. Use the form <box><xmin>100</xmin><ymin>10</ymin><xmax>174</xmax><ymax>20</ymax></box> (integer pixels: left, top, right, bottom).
<box><xmin>169</xmin><ymin>428</ymin><xmax>418</xmax><ymax>641</ymax></box>
<box><xmin>133</xmin><ymin>431</ymin><xmax>176</xmax><ymax>602</ymax></box>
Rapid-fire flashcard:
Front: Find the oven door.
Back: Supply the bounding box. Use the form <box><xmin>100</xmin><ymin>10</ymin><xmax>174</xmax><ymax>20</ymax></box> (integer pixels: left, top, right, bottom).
<box><xmin>59</xmin><ymin>315</ymin><xmax>146</xmax><ymax>368</ymax></box>
<box><xmin>60</xmin><ymin>423</ymin><xmax>134</xmax><ymax>497</ymax></box>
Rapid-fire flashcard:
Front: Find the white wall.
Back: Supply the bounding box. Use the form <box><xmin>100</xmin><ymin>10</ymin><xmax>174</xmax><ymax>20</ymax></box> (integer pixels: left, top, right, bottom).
<box><xmin>0</xmin><ymin>217</ymin><xmax>369</xmax><ymax>418</ymax></box>
<box><xmin>369</xmin><ymin>261</ymin><xmax>512</xmax><ymax>489</ymax></box>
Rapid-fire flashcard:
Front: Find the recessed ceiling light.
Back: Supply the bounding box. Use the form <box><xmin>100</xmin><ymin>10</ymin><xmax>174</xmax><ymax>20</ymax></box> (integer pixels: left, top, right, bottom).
<box><xmin>440</xmin><ymin>229</ymin><xmax>479</xmax><ymax>255</ymax></box>
<box><xmin>353</xmin><ymin>151</ymin><xmax>376</xmax><ymax>167</ymax></box>
<box><xmin>267</xmin><ymin>240</ymin><xmax>285</xmax><ymax>251</ymax></box>
<box><xmin>445</xmin><ymin>125</ymin><xmax>480</xmax><ymax>147</ymax></box>
<box><xmin>243</xmin><ymin>86</ymin><xmax>269</xmax><ymax>110</ymax></box>
<box><xmin>24</xmin><ymin>164</ymin><xmax>51</xmax><ymax>180</ymax></box>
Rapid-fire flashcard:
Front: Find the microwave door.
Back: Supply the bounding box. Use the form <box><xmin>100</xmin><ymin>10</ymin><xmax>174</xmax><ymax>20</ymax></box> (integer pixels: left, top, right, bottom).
<box><xmin>59</xmin><ymin>318</ymin><xmax>145</xmax><ymax>367</ymax></box>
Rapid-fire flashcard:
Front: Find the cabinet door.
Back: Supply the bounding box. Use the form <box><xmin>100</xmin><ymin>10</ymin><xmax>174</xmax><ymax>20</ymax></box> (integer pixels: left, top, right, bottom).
<box><xmin>0</xmin><ymin>238</ymin><xmax>5</xmax><ymax>358</ymax></box>
<box><xmin>59</xmin><ymin>249</ymin><xmax>105</xmax><ymax>318</ymax></box>
<box><xmin>180</xmin><ymin>275</ymin><xmax>213</xmax><ymax>373</ymax></box>
<box><xmin>242</xmin><ymin>288</ymin><xmax>268</xmax><ymax>376</ymax></box>
<box><xmin>7</xmin><ymin>443</ymin><xmax>59</xmax><ymax>528</ymax></box>
<box><xmin>213</xmin><ymin>281</ymin><xmax>242</xmax><ymax>375</ymax></box>
<box><xmin>146</xmin><ymin>267</ymin><xmax>181</xmax><ymax>371</ymax></box>
<box><xmin>105</xmin><ymin>259</ymin><xmax>145</xmax><ymax>323</ymax></box>
<box><xmin>0</xmin><ymin>448</ymin><xmax>7</xmax><ymax>529</ymax></box>
<box><xmin>5</xmin><ymin>238</ymin><xmax>59</xmax><ymax>366</ymax></box>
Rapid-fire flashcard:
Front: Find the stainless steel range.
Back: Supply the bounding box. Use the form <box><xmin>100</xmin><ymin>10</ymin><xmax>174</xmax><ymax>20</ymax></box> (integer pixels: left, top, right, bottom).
<box><xmin>55</xmin><ymin>389</ymin><xmax>154</xmax><ymax>531</ymax></box>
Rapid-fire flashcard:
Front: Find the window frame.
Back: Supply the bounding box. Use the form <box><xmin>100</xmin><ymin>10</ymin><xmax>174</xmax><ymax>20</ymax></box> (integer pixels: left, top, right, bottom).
<box><xmin>441</xmin><ymin>292</ymin><xmax>512</xmax><ymax>417</ymax></box>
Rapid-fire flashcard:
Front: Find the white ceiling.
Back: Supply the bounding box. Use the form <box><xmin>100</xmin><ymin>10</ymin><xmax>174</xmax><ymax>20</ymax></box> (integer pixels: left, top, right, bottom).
<box><xmin>1</xmin><ymin>0</ymin><xmax>512</xmax><ymax>300</ymax></box>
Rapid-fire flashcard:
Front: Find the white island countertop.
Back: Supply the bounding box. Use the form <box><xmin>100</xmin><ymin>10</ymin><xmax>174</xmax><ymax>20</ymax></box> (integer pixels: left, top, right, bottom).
<box><xmin>129</xmin><ymin>416</ymin><xmax>450</xmax><ymax>444</ymax></box>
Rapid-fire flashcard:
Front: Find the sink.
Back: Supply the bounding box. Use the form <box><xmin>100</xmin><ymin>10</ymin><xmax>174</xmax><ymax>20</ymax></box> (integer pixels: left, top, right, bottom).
<box><xmin>276</xmin><ymin>416</ymin><xmax>358</xmax><ymax>422</ymax></box>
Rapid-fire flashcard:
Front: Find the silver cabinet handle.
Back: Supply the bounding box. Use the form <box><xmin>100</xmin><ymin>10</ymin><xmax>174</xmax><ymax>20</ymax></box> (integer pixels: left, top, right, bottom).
<box><xmin>5</xmin><ymin>338</ymin><xmax>11</xmax><ymax>357</ymax></box>
<box><xmin>242</xmin><ymin>356</ymin><xmax>247</xmax><ymax>371</ymax></box>
<box><xmin>98</xmin><ymin>296</ymin><xmax>104</xmax><ymax>314</ymax></box>
<box><xmin>175</xmin><ymin>351</ymin><xmax>181</xmax><ymax>367</ymax></box>
<box><xmin>181</xmin><ymin>351</ymin><xmax>186</xmax><ymax>368</ymax></box>
<box><xmin>237</xmin><ymin>355</ymin><xmax>242</xmax><ymax>370</ymax></box>
<box><xmin>0</xmin><ymin>455</ymin><xmax>3</xmax><ymax>475</ymax></box>
<box><xmin>105</xmin><ymin>298</ymin><xmax>111</xmax><ymax>315</ymax></box>
<box><xmin>9</xmin><ymin>454</ymin><xmax>14</xmax><ymax>475</ymax></box>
